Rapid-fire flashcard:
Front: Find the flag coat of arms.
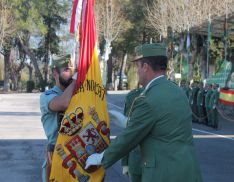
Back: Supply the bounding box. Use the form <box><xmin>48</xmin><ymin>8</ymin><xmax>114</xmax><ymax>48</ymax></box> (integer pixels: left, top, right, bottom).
<box><xmin>50</xmin><ymin>0</ymin><xmax>110</xmax><ymax>181</ymax></box>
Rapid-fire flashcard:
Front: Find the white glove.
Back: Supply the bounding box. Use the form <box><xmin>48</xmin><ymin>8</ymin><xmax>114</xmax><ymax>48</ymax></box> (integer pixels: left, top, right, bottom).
<box><xmin>122</xmin><ymin>166</ymin><xmax>129</xmax><ymax>176</ymax></box>
<box><xmin>108</xmin><ymin>110</ymin><xmax>128</xmax><ymax>128</ymax></box>
<box><xmin>72</xmin><ymin>72</ymin><xmax>78</xmax><ymax>80</ymax></box>
<box><xmin>85</xmin><ymin>151</ymin><xmax>105</xmax><ymax>169</ymax></box>
<box><xmin>213</xmin><ymin>105</ymin><xmax>216</xmax><ymax>109</ymax></box>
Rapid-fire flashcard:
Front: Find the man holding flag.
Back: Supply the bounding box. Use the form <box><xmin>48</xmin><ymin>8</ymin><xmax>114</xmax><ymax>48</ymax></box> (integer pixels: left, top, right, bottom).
<box><xmin>49</xmin><ymin>0</ymin><xmax>110</xmax><ymax>181</ymax></box>
<box><xmin>40</xmin><ymin>54</ymin><xmax>76</xmax><ymax>182</ymax></box>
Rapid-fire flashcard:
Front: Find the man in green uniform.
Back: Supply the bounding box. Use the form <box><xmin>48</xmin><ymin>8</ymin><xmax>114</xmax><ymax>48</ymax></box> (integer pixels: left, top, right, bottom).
<box><xmin>204</xmin><ymin>83</ymin><xmax>212</xmax><ymax>126</ymax></box>
<box><xmin>191</xmin><ymin>81</ymin><xmax>199</xmax><ymax>122</ymax></box>
<box><xmin>185</xmin><ymin>81</ymin><xmax>191</xmax><ymax>99</ymax></box>
<box><xmin>180</xmin><ymin>80</ymin><xmax>190</xmax><ymax>99</ymax></box>
<box><xmin>180</xmin><ymin>80</ymin><xmax>186</xmax><ymax>89</ymax></box>
<box><xmin>121</xmin><ymin>88</ymin><xmax>143</xmax><ymax>182</ymax></box>
<box><xmin>209</xmin><ymin>83</ymin><xmax>220</xmax><ymax>129</ymax></box>
<box><xmin>40</xmin><ymin>54</ymin><xmax>76</xmax><ymax>182</ymax></box>
<box><xmin>197</xmin><ymin>82</ymin><xmax>204</xmax><ymax>124</ymax></box>
<box><xmin>85</xmin><ymin>43</ymin><xmax>203</xmax><ymax>182</ymax></box>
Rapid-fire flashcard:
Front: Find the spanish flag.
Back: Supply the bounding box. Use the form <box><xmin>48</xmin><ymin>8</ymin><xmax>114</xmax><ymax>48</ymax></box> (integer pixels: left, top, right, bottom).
<box><xmin>50</xmin><ymin>0</ymin><xmax>110</xmax><ymax>181</ymax></box>
<box><xmin>219</xmin><ymin>89</ymin><xmax>234</xmax><ymax>106</ymax></box>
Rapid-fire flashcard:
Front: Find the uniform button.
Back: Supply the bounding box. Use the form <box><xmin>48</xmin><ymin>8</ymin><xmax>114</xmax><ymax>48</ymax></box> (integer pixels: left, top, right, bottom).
<box><xmin>144</xmin><ymin>162</ymin><xmax>147</xmax><ymax>166</ymax></box>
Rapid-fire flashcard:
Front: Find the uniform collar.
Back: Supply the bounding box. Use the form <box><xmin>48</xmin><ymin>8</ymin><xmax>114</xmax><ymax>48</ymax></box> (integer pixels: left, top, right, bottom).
<box><xmin>144</xmin><ymin>75</ymin><xmax>165</xmax><ymax>92</ymax></box>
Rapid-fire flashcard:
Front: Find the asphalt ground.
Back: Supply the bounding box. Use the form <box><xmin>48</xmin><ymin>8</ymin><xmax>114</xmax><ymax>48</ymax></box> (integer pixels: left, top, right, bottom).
<box><xmin>0</xmin><ymin>92</ymin><xmax>234</xmax><ymax>182</ymax></box>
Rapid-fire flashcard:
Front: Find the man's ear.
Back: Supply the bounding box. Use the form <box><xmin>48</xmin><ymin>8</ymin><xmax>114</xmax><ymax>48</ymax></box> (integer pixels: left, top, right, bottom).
<box><xmin>143</xmin><ymin>62</ymin><xmax>149</xmax><ymax>72</ymax></box>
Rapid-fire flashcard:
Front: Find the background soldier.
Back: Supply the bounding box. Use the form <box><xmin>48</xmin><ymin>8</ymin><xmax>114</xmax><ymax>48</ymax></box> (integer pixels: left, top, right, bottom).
<box><xmin>209</xmin><ymin>83</ymin><xmax>220</xmax><ymax>129</ymax></box>
<box><xmin>185</xmin><ymin>81</ymin><xmax>191</xmax><ymax>99</ymax></box>
<box><xmin>205</xmin><ymin>84</ymin><xmax>213</xmax><ymax>126</ymax></box>
<box><xmin>191</xmin><ymin>81</ymin><xmax>199</xmax><ymax>122</ymax></box>
<box><xmin>40</xmin><ymin>55</ymin><xmax>76</xmax><ymax>182</ymax></box>
<box><xmin>180</xmin><ymin>80</ymin><xmax>186</xmax><ymax>89</ymax></box>
<box><xmin>197</xmin><ymin>82</ymin><xmax>204</xmax><ymax>124</ymax></box>
<box><xmin>180</xmin><ymin>80</ymin><xmax>190</xmax><ymax>99</ymax></box>
<box><xmin>203</xmin><ymin>83</ymin><xmax>208</xmax><ymax>125</ymax></box>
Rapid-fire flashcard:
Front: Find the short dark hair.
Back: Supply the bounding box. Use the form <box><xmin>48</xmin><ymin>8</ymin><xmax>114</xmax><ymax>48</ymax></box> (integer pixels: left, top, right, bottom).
<box><xmin>140</xmin><ymin>56</ymin><xmax>167</xmax><ymax>71</ymax></box>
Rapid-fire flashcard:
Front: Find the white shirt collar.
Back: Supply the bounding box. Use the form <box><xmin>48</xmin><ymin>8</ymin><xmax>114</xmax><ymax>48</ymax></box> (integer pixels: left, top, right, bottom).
<box><xmin>144</xmin><ymin>75</ymin><xmax>165</xmax><ymax>91</ymax></box>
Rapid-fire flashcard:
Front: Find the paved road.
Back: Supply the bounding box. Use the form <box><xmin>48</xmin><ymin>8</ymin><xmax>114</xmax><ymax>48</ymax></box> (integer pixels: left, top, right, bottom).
<box><xmin>0</xmin><ymin>92</ymin><xmax>234</xmax><ymax>182</ymax></box>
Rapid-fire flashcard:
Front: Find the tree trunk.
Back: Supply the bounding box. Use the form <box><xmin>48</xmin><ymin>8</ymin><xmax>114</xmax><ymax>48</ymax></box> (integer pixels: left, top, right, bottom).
<box><xmin>16</xmin><ymin>73</ymin><xmax>21</xmax><ymax>91</ymax></box>
<box><xmin>44</xmin><ymin>33</ymin><xmax>50</xmax><ymax>85</ymax></box>
<box><xmin>18</xmin><ymin>36</ymin><xmax>44</xmax><ymax>85</ymax></box>
<box><xmin>27</xmin><ymin>63</ymin><xmax>33</xmax><ymax>81</ymax></box>
<box><xmin>106</xmin><ymin>53</ymin><xmax>113</xmax><ymax>90</ymax></box>
<box><xmin>200</xmin><ymin>47</ymin><xmax>206</xmax><ymax>80</ymax></box>
<box><xmin>15</xmin><ymin>62</ymin><xmax>25</xmax><ymax>91</ymax></box>
<box><xmin>187</xmin><ymin>53</ymin><xmax>195</xmax><ymax>81</ymax></box>
<box><xmin>3</xmin><ymin>49</ymin><xmax>10</xmax><ymax>92</ymax></box>
<box><xmin>167</xmin><ymin>58</ymin><xmax>175</xmax><ymax>81</ymax></box>
<box><xmin>118</xmin><ymin>53</ymin><xmax>127</xmax><ymax>90</ymax></box>
<box><xmin>9</xmin><ymin>48</ymin><xmax>17</xmax><ymax>91</ymax></box>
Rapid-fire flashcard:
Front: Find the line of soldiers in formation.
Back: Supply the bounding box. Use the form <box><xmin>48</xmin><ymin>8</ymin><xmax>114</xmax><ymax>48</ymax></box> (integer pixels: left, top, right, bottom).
<box><xmin>180</xmin><ymin>80</ymin><xmax>220</xmax><ymax>129</ymax></box>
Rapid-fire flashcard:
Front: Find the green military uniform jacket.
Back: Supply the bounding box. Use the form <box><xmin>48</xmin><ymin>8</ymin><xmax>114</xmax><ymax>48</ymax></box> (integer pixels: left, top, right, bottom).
<box><xmin>208</xmin><ymin>89</ymin><xmax>220</xmax><ymax>128</ymax></box>
<box><xmin>121</xmin><ymin>88</ymin><xmax>144</xmax><ymax>176</ymax></box>
<box><xmin>188</xmin><ymin>88</ymin><xmax>193</xmax><ymax>105</ymax></box>
<box><xmin>205</xmin><ymin>90</ymin><xmax>213</xmax><ymax>109</ymax></box>
<box><xmin>209</xmin><ymin>90</ymin><xmax>219</xmax><ymax>109</ymax></box>
<box><xmin>197</xmin><ymin>89</ymin><xmax>204</xmax><ymax>106</ymax></box>
<box><xmin>102</xmin><ymin>77</ymin><xmax>202</xmax><ymax>182</ymax></box>
<box><xmin>191</xmin><ymin>87</ymin><xmax>199</xmax><ymax>105</ymax></box>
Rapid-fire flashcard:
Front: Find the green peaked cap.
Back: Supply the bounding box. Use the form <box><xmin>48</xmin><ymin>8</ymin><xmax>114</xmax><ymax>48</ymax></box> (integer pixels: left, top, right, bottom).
<box><xmin>133</xmin><ymin>43</ymin><xmax>167</xmax><ymax>61</ymax></box>
<box><xmin>51</xmin><ymin>54</ymin><xmax>71</xmax><ymax>68</ymax></box>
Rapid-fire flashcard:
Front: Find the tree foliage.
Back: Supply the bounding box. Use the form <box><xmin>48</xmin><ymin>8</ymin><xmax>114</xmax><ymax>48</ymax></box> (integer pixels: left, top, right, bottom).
<box><xmin>0</xmin><ymin>0</ymin><xmax>71</xmax><ymax>91</ymax></box>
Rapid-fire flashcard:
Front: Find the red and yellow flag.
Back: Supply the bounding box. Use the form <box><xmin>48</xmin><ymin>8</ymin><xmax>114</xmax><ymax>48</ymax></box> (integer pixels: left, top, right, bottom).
<box><xmin>50</xmin><ymin>0</ymin><xmax>110</xmax><ymax>181</ymax></box>
<box><xmin>219</xmin><ymin>89</ymin><xmax>234</xmax><ymax>106</ymax></box>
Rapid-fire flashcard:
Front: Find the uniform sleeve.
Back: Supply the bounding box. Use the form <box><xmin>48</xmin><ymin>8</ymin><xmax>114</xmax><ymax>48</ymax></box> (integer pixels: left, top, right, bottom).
<box><xmin>40</xmin><ymin>92</ymin><xmax>58</xmax><ymax>115</ymax></box>
<box><xmin>121</xmin><ymin>155</ymin><xmax>129</xmax><ymax>166</ymax></box>
<box><xmin>102</xmin><ymin>97</ymin><xmax>157</xmax><ymax>169</ymax></box>
<box><xmin>121</xmin><ymin>95</ymin><xmax>131</xmax><ymax>166</ymax></box>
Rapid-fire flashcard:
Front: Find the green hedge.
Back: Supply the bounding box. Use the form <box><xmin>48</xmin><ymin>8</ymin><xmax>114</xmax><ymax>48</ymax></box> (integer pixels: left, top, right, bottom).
<box><xmin>26</xmin><ymin>80</ymin><xmax>35</xmax><ymax>93</ymax></box>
